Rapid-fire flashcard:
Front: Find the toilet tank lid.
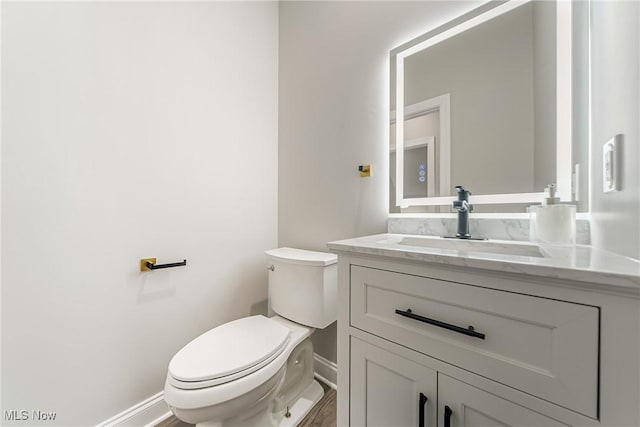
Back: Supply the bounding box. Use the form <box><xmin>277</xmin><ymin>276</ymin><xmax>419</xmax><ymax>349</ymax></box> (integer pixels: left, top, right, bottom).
<box><xmin>265</xmin><ymin>247</ymin><xmax>337</xmax><ymax>266</ymax></box>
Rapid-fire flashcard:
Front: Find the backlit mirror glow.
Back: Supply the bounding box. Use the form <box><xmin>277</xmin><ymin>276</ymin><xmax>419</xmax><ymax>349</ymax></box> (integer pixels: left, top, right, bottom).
<box><xmin>390</xmin><ymin>0</ymin><xmax>575</xmax><ymax>213</ymax></box>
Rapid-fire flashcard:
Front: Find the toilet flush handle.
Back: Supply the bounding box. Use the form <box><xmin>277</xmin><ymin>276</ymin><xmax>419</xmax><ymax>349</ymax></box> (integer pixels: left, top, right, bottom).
<box><xmin>267</xmin><ymin>265</ymin><xmax>275</xmax><ymax>271</ymax></box>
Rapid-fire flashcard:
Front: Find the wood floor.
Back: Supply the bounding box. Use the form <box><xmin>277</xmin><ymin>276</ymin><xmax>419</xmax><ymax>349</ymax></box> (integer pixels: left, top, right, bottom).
<box><xmin>156</xmin><ymin>380</ymin><xmax>336</xmax><ymax>427</ymax></box>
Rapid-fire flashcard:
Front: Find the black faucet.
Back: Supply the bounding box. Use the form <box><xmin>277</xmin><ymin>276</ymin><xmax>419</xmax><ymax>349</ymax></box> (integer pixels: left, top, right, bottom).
<box><xmin>452</xmin><ymin>186</ymin><xmax>473</xmax><ymax>239</ymax></box>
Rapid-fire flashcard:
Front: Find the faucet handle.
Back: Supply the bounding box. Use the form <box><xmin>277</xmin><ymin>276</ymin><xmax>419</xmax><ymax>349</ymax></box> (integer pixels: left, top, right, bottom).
<box><xmin>452</xmin><ymin>200</ymin><xmax>473</xmax><ymax>212</ymax></box>
<box><xmin>455</xmin><ymin>186</ymin><xmax>472</xmax><ymax>205</ymax></box>
<box><xmin>455</xmin><ymin>185</ymin><xmax>472</xmax><ymax>195</ymax></box>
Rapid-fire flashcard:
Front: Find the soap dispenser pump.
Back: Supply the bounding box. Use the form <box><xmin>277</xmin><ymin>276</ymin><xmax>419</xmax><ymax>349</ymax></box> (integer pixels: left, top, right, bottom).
<box><xmin>542</xmin><ymin>183</ymin><xmax>560</xmax><ymax>205</ymax></box>
<box><xmin>529</xmin><ymin>184</ymin><xmax>576</xmax><ymax>245</ymax></box>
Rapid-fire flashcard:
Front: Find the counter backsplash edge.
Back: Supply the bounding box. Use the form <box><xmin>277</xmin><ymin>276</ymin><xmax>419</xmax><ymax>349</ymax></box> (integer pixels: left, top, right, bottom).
<box><xmin>388</xmin><ymin>217</ymin><xmax>591</xmax><ymax>245</ymax></box>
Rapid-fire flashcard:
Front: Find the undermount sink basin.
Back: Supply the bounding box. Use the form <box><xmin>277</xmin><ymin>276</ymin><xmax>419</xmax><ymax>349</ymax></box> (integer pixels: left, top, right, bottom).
<box><xmin>393</xmin><ymin>236</ymin><xmax>546</xmax><ymax>258</ymax></box>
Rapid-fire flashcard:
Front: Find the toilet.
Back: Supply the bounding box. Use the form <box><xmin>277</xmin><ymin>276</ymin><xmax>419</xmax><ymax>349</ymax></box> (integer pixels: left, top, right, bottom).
<box><xmin>164</xmin><ymin>247</ymin><xmax>337</xmax><ymax>427</ymax></box>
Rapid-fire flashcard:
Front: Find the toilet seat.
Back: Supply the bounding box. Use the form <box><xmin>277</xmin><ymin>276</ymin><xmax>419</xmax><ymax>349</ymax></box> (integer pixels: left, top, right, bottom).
<box><xmin>168</xmin><ymin>315</ymin><xmax>290</xmax><ymax>390</ymax></box>
<box><xmin>164</xmin><ymin>316</ymin><xmax>313</xmax><ymax>412</ymax></box>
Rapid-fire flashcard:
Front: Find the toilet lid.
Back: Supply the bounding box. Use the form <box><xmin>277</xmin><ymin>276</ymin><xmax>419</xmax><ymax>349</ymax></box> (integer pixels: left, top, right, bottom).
<box><xmin>169</xmin><ymin>315</ymin><xmax>290</xmax><ymax>384</ymax></box>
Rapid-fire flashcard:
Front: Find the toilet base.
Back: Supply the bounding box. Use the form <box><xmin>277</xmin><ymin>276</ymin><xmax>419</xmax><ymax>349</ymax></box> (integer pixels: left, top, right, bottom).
<box><xmin>196</xmin><ymin>379</ymin><xmax>324</xmax><ymax>427</ymax></box>
<box><xmin>276</xmin><ymin>379</ymin><xmax>324</xmax><ymax>427</ymax></box>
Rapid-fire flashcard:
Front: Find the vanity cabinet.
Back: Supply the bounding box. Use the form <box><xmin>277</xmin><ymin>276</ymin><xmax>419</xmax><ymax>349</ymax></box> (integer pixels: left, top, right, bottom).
<box><xmin>350</xmin><ymin>265</ymin><xmax>598</xmax><ymax>418</ymax></box>
<box><xmin>350</xmin><ymin>336</ymin><xmax>562</xmax><ymax>427</ymax></box>
<box><xmin>331</xmin><ymin>249</ymin><xmax>640</xmax><ymax>427</ymax></box>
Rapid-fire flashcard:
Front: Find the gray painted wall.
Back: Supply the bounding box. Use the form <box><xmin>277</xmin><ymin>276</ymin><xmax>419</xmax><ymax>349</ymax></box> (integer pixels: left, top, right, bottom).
<box><xmin>1</xmin><ymin>2</ymin><xmax>278</xmax><ymax>424</ymax></box>
<box><xmin>590</xmin><ymin>0</ymin><xmax>640</xmax><ymax>259</ymax></box>
<box><xmin>278</xmin><ymin>0</ymin><xmax>480</xmax><ymax>363</ymax></box>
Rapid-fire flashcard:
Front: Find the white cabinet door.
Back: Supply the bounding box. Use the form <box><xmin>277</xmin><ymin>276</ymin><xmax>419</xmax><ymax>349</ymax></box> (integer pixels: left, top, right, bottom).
<box><xmin>350</xmin><ymin>337</ymin><xmax>437</xmax><ymax>427</ymax></box>
<box><xmin>437</xmin><ymin>375</ymin><xmax>569</xmax><ymax>427</ymax></box>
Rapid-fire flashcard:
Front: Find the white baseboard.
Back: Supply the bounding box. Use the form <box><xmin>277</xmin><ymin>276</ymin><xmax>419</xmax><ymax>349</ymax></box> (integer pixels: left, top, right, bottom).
<box><xmin>96</xmin><ymin>391</ymin><xmax>171</xmax><ymax>427</ymax></box>
<box><xmin>98</xmin><ymin>353</ymin><xmax>337</xmax><ymax>427</ymax></box>
<box><xmin>313</xmin><ymin>352</ymin><xmax>337</xmax><ymax>390</ymax></box>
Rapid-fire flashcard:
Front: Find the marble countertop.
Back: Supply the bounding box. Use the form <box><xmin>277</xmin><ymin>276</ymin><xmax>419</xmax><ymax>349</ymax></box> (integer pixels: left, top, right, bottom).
<box><xmin>327</xmin><ymin>233</ymin><xmax>640</xmax><ymax>293</ymax></box>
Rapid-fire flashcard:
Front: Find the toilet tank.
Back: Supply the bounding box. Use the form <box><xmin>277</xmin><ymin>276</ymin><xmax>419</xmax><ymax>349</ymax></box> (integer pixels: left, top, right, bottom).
<box><xmin>265</xmin><ymin>247</ymin><xmax>337</xmax><ymax>329</ymax></box>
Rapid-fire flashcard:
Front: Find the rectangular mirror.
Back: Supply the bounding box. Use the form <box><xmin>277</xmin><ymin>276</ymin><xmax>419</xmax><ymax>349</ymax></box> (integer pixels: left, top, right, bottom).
<box><xmin>390</xmin><ymin>0</ymin><xmax>578</xmax><ymax>213</ymax></box>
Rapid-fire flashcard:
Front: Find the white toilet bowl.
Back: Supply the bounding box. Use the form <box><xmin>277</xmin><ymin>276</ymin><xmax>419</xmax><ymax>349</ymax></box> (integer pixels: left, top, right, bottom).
<box><xmin>164</xmin><ymin>247</ymin><xmax>337</xmax><ymax>427</ymax></box>
<box><xmin>164</xmin><ymin>316</ymin><xmax>321</xmax><ymax>427</ymax></box>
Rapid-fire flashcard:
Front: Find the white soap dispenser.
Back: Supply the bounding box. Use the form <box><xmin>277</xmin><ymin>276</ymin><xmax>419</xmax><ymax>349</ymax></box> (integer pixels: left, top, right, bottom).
<box><xmin>529</xmin><ymin>184</ymin><xmax>576</xmax><ymax>245</ymax></box>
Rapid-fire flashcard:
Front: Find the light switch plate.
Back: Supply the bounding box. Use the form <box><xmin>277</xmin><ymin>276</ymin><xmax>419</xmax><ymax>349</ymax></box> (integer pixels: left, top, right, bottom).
<box><xmin>603</xmin><ymin>135</ymin><xmax>619</xmax><ymax>192</ymax></box>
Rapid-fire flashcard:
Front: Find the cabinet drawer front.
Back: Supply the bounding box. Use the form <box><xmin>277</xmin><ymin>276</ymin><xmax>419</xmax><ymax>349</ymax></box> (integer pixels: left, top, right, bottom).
<box><xmin>350</xmin><ymin>266</ymin><xmax>599</xmax><ymax>418</ymax></box>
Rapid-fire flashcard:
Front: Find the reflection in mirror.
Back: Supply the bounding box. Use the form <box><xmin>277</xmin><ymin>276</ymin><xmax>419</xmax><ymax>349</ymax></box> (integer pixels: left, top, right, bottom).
<box><xmin>391</xmin><ymin>94</ymin><xmax>450</xmax><ymax>202</ymax></box>
<box><xmin>390</xmin><ymin>0</ymin><xmax>580</xmax><ymax>214</ymax></box>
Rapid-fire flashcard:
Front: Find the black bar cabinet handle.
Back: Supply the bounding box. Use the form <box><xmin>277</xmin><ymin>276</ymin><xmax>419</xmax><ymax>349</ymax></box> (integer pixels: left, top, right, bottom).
<box><xmin>419</xmin><ymin>393</ymin><xmax>427</xmax><ymax>427</ymax></box>
<box><xmin>146</xmin><ymin>259</ymin><xmax>187</xmax><ymax>270</ymax></box>
<box><xmin>395</xmin><ymin>308</ymin><xmax>485</xmax><ymax>340</ymax></box>
<box><xmin>444</xmin><ymin>405</ymin><xmax>453</xmax><ymax>427</ymax></box>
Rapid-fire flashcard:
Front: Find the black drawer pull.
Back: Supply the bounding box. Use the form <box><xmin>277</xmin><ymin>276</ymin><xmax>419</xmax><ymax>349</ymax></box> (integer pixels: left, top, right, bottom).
<box><xmin>444</xmin><ymin>405</ymin><xmax>453</xmax><ymax>427</ymax></box>
<box><xmin>395</xmin><ymin>308</ymin><xmax>486</xmax><ymax>340</ymax></box>
<box><xmin>419</xmin><ymin>393</ymin><xmax>427</xmax><ymax>427</ymax></box>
